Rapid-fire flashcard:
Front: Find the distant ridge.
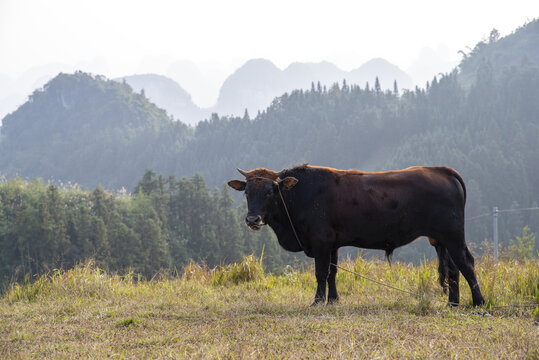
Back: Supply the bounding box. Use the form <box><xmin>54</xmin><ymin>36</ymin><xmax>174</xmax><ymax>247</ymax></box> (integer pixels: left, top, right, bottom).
<box><xmin>212</xmin><ymin>58</ymin><xmax>413</xmax><ymax>117</ymax></box>
<box><xmin>1</xmin><ymin>57</ymin><xmax>415</xmax><ymax>126</ymax></box>
<box><xmin>117</xmin><ymin>58</ymin><xmax>414</xmax><ymax>125</ymax></box>
<box><xmin>118</xmin><ymin>74</ymin><xmax>209</xmax><ymax>126</ymax></box>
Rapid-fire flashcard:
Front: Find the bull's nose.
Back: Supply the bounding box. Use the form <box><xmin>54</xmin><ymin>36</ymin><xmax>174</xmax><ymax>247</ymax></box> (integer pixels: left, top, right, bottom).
<box><xmin>246</xmin><ymin>215</ymin><xmax>262</xmax><ymax>225</ymax></box>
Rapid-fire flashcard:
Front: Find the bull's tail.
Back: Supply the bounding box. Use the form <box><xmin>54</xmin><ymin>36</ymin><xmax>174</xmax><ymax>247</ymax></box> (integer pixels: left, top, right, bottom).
<box><xmin>434</xmin><ymin>244</ymin><xmax>451</xmax><ymax>293</ymax></box>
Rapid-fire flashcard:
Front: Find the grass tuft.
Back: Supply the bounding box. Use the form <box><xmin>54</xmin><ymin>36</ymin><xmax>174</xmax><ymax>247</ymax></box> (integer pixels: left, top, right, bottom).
<box><xmin>182</xmin><ymin>262</ymin><xmax>213</xmax><ymax>283</ymax></box>
<box><xmin>212</xmin><ymin>254</ymin><xmax>265</xmax><ymax>285</ymax></box>
<box><xmin>115</xmin><ymin>317</ymin><xmax>139</xmax><ymax>328</ymax></box>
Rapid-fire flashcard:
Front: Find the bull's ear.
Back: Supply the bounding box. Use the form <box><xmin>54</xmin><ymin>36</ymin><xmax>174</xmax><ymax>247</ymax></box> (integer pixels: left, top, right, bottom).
<box><xmin>279</xmin><ymin>177</ymin><xmax>298</xmax><ymax>190</ymax></box>
<box><xmin>228</xmin><ymin>180</ymin><xmax>246</xmax><ymax>191</ymax></box>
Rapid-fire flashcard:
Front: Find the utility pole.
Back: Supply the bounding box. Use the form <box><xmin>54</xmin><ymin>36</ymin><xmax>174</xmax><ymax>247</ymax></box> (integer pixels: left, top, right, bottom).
<box><xmin>493</xmin><ymin>206</ymin><xmax>498</xmax><ymax>262</ymax></box>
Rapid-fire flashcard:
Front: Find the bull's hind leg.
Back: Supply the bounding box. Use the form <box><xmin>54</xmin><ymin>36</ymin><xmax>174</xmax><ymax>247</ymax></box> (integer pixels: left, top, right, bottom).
<box><xmin>312</xmin><ymin>253</ymin><xmax>330</xmax><ymax>306</ymax></box>
<box><xmin>327</xmin><ymin>248</ymin><xmax>339</xmax><ymax>304</ymax></box>
<box><xmin>444</xmin><ymin>236</ymin><xmax>485</xmax><ymax>307</ymax></box>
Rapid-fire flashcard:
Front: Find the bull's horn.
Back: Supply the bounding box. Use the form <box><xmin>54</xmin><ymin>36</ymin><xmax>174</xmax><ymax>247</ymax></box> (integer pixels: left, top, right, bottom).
<box><xmin>237</xmin><ymin>168</ymin><xmax>249</xmax><ymax>177</ymax></box>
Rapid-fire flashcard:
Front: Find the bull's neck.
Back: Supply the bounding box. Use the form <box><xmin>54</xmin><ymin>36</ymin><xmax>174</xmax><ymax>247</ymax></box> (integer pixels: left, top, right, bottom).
<box><xmin>267</xmin><ymin>199</ymin><xmax>304</xmax><ymax>253</ymax></box>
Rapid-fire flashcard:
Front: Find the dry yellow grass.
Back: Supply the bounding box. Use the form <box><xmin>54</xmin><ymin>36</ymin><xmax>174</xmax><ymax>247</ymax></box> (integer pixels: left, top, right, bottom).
<box><xmin>0</xmin><ymin>257</ymin><xmax>537</xmax><ymax>359</ymax></box>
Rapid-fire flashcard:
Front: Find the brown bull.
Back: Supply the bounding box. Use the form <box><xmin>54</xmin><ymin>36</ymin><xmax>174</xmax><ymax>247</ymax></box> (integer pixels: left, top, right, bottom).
<box><xmin>228</xmin><ymin>164</ymin><xmax>485</xmax><ymax>306</ymax></box>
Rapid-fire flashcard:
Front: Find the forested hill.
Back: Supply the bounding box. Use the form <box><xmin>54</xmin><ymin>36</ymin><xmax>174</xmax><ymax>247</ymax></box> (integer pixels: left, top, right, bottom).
<box><xmin>459</xmin><ymin>20</ymin><xmax>539</xmax><ymax>85</ymax></box>
<box><xmin>0</xmin><ymin>72</ymin><xmax>191</xmax><ymax>189</ymax></box>
<box><xmin>0</xmin><ymin>21</ymin><xmax>538</xmax><ymax>250</ymax></box>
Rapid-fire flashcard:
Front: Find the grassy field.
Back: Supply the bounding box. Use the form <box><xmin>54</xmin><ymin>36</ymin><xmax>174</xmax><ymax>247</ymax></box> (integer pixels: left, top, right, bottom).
<box><xmin>1</xmin><ymin>256</ymin><xmax>538</xmax><ymax>359</ymax></box>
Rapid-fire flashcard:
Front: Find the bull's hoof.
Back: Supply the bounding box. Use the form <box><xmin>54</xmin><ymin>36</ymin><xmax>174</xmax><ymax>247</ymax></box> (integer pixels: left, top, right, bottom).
<box><xmin>473</xmin><ymin>298</ymin><xmax>485</xmax><ymax>307</ymax></box>
<box><xmin>310</xmin><ymin>298</ymin><xmax>325</xmax><ymax>307</ymax></box>
<box><xmin>327</xmin><ymin>297</ymin><xmax>339</xmax><ymax>305</ymax></box>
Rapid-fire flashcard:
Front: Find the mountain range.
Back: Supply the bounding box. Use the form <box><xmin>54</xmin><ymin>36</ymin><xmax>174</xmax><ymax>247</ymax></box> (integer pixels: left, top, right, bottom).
<box><xmin>2</xmin><ymin>57</ymin><xmax>414</xmax><ymax>126</ymax></box>
<box><xmin>119</xmin><ymin>58</ymin><xmax>414</xmax><ymax>125</ymax></box>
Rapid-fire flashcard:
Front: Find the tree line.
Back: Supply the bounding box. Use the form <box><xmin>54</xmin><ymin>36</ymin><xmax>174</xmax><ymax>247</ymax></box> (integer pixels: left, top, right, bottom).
<box><xmin>0</xmin><ymin>172</ymin><xmax>302</xmax><ymax>290</ymax></box>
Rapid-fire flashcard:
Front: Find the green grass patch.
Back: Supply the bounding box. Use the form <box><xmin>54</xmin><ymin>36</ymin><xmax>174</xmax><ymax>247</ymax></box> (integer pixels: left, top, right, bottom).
<box><xmin>0</xmin><ymin>256</ymin><xmax>537</xmax><ymax>359</ymax></box>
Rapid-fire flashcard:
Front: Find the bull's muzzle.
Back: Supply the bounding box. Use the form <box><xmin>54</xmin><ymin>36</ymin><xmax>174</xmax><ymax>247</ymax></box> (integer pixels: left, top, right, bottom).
<box><xmin>245</xmin><ymin>215</ymin><xmax>264</xmax><ymax>230</ymax></box>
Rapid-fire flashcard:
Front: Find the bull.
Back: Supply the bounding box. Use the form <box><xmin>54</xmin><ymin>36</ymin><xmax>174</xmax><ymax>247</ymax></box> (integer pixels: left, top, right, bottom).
<box><xmin>228</xmin><ymin>164</ymin><xmax>485</xmax><ymax>307</ymax></box>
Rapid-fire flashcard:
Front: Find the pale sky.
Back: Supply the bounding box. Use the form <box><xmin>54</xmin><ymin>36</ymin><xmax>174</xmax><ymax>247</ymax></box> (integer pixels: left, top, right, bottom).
<box><xmin>0</xmin><ymin>0</ymin><xmax>538</xmax><ymax>106</ymax></box>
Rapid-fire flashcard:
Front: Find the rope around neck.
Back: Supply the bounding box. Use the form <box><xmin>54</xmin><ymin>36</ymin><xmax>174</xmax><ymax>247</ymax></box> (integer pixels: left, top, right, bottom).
<box><xmin>277</xmin><ymin>185</ymin><xmax>304</xmax><ymax>250</ymax></box>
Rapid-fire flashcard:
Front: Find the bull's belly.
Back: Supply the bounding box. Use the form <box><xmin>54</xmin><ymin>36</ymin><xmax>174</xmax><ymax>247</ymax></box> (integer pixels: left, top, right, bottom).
<box><xmin>334</xmin><ymin>226</ymin><xmax>424</xmax><ymax>250</ymax></box>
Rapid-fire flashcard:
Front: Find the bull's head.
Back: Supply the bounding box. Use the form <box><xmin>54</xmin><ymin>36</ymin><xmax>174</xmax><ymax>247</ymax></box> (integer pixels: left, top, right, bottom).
<box><xmin>228</xmin><ymin>168</ymin><xmax>298</xmax><ymax>230</ymax></box>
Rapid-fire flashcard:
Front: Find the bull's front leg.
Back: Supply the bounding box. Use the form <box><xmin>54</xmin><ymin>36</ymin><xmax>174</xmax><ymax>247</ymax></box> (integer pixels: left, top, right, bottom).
<box><xmin>312</xmin><ymin>252</ymin><xmax>331</xmax><ymax>306</ymax></box>
<box><xmin>327</xmin><ymin>248</ymin><xmax>339</xmax><ymax>304</ymax></box>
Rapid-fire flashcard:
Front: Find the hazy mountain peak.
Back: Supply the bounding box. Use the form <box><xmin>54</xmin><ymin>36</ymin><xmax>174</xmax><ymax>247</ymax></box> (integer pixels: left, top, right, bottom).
<box><xmin>241</xmin><ymin>58</ymin><xmax>282</xmax><ymax>71</ymax></box>
<box><xmin>407</xmin><ymin>45</ymin><xmax>458</xmax><ymax>87</ymax></box>
<box><xmin>283</xmin><ymin>61</ymin><xmax>345</xmax><ymax>87</ymax></box>
<box><xmin>213</xmin><ymin>57</ymin><xmax>414</xmax><ymax>117</ymax></box>
<box><xmin>349</xmin><ymin>58</ymin><xmax>414</xmax><ymax>90</ymax></box>
<box><xmin>120</xmin><ymin>73</ymin><xmax>192</xmax><ymax>100</ymax></box>
<box><xmin>284</xmin><ymin>60</ymin><xmax>342</xmax><ymax>72</ymax></box>
<box><xmin>119</xmin><ymin>73</ymin><xmax>207</xmax><ymax>125</ymax></box>
<box><xmin>360</xmin><ymin>57</ymin><xmax>394</xmax><ymax>67</ymax></box>
<box><xmin>215</xmin><ymin>59</ymin><xmax>284</xmax><ymax>116</ymax></box>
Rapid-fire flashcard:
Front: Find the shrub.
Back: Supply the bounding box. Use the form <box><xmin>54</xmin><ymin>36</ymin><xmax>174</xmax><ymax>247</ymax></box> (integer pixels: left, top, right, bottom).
<box><xmin>508</xmin><ymin>226</ymin><xmax>536</xmax><ymax>260</ymax></box>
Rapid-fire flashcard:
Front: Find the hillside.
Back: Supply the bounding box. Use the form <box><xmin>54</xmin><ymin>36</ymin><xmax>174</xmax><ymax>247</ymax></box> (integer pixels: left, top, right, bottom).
<box><xmin>0</xmin><ymin>72</ymin><xmax>191</xmax><ymax>189</ymax></box>
<box><xmin>459</xmin><ymin>19</ymin><xmax>539</xmax><ymax>85</ymax></box>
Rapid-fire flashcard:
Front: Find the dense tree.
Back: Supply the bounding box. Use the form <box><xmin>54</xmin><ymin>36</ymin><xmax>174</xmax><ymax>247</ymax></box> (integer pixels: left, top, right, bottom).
<box><xmin>374</xmin><ymin>77</ymin><xmax>381</xmax><ymax>93</ymax></box>
<box><xmin>0</xmin><ymin>173</ymin><xmax>304</xmax><ymax>290</ymax></box>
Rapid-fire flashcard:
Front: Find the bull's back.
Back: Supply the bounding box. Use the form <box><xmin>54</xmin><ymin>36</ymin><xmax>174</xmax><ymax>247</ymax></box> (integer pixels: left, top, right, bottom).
<box><xmin>325</xmin><ymin>166</ymin><xmax>465</xmax><ymax>245</ymax></box>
